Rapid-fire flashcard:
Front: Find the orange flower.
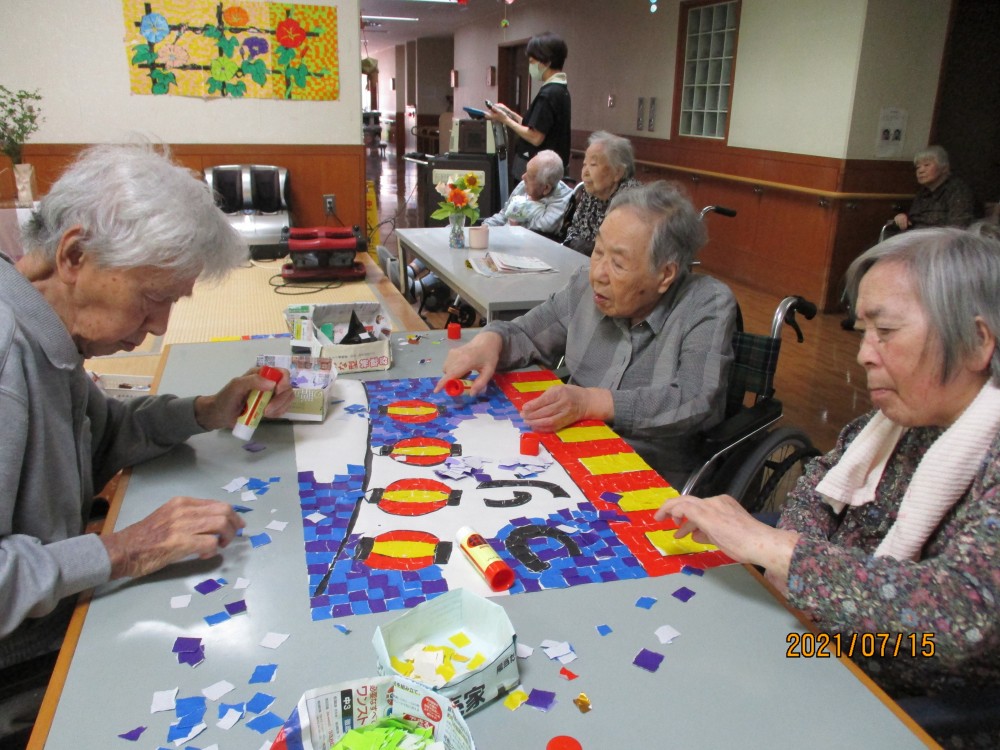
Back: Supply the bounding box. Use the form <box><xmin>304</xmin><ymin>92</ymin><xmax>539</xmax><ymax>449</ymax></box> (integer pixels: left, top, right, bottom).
<box><xmin>448</xmin><ymin>188</ymin><xmax>468</xmax><ymax>207</ymax></box>
<box><xmin>222</xmin><ymin>6</ymin><xmax>250</xmax><ymax>26</ymax></box>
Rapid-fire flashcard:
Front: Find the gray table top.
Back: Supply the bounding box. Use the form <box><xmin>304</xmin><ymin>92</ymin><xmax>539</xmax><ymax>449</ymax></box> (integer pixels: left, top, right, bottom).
<box><xmin>396</xmin><ymin>226</ymin><xmax>588</xmax><ymax>322</ymax></box>
<box><xmin>40</xmin><ymin>335</ymin><xmax>930</xmax><ymax>749</ymax></box>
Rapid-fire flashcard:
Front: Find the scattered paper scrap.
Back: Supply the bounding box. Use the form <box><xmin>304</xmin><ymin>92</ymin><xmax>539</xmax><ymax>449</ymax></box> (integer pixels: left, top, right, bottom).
<box><xmin>194</xmin><ymin>578</ymin><xmax>224</xmax><ymax>595</ymax></box>
<box><xmin>242</xmin><ymin>491</ymin><xmax>258</xmax><ymax>503</ymax></box>
<box><xmin>633</xmin><ymin>648</ymin><xmax>665</xmax><ymax>673</ymax></box>
<box><xmin>204</xmin><ymin>610</ymin><xmax>231</xmax><ymax>627</ymax></box>
<box><xmin>572</xmin><ymin>693</ymin><xmax>592</xmax><ymax>713</ymax></box>
<box><xmin>635</xmin><ymin>596</ymin><xmax>657</xmax><ymax>610</ymax></box>
<box><xmin>655</xmin><ymin>624</ymin><xmax>682</xmax><ymax>645</ymax></box>
<box><xmin>672</xmin><ymin>586</ymin><xmax>696</xmax><ymax>603</ymax></box>
<box><xmin>172</xmin><ymin>637</ymin><xmax>205</xmax><ymax>667</ymax></box>
<box><xmin>150</xmin><ymin>688</ymin><xmax>178</xmax><ymax>714</ymax></box>
<box><xmin>681</xmin><ymin>565</ymin><xmax>705</xmax><ymax>576</ymax></box>
<box><xmin>250</xmin><ymin>664</ymin><xmax>278</xmax><ymax>684</ymax></box>
<box><xmin>504</xmin><ymin>690</ymin><xmax>530</xmax><ymax>711</ymax></box>
<box><xmin>259</xmin><ymin>632</ymin><xmax>289</xmax><ymax>650</ymax></box>
<box><xmin>246</xmin><ymin>711</ymin><xmax>285</xmax><ymax>734</ymax></box>
<box><xmin>246</xmin><ymin>692</ymin><xmax>276</xmax><ymax>714</ymax></box>
<box><xmin>167</xmin><ymin>720</ymin><xmax>206</xmax><ymax>745</ymax></box>
<box><xmin>217</xmin><ymin>707</ymin><xmax>243</xmax><ymax>730</ymax></box>
<box><xmin>265</xmin><ymin>520</ymin><xmax>288</xmax><ymax>532</ymax></box>
<box><xmin>117</xmin><ymin>725</ymin><xmax>146</xmax><ymax>741</ymax></box>
<box><xmin>202</xmin><ymin>680</ymin><xmax>235</xmax><ymax>701</ymax></box>
<box><xmin>224</xmin><ymin>599</ymin><xmax>248</xmax><ymax>616</ymax></box>
<box><xmin>516</xmin><ymin>643</ymin><xmax>534</xmax><ymax>658</ymax></box>
<box><xmin>170</xmin><ymin>594</ymin><xmax>192</xmax><ymax>609</ymax></box>
<box><xmin>249</xmin><ymin>532</ymin><xmax>272</xmax><ymax>548</ymax></box>
<box><xmin>596</xmin><ymin>624</ymin><xmax>613</xmax><ymax>637</ymax></box>
<box><xmin>224</xmin><ymin>477</ymin><xmax>249</xmax><ymax>493</ymax></box>
<box><xmin>558</xmin><ymin>667</ymin><xmax>578</xmax><ymax>680</ymax></box>
<box><xmin>525</xmin><ymin>689</ymin><xmax>557</xmax><ymax>712</ymax></box>
<box><xmin>333</xmin><ymin>623</ymin><xmax>351</xmax><ymax>635</ymax></box>
<box><xmin>448</xmin><ymin>631</ymin><xmax>471</xmax><ymax>648</ymax></box>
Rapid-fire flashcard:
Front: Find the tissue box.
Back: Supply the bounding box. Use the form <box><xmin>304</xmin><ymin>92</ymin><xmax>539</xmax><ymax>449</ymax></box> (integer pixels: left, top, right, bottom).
<box><xmin>269</xmin><ymin>675</ymin><xmax>475</xmax><ymax>750</ymax></box>
<box><xmin>255</xmin><ymin>353</ymin><xmax>336</xmax><ymax>422</ymax></box>
<box><xmin>285</xmin><ymin>301</ymin><xmax>392</xmax><ymax>373</ymax></box>
<box><xmin>373</xmin><ymin>589</ymin><xmax>519</xmax><ymax>716</ymax></box>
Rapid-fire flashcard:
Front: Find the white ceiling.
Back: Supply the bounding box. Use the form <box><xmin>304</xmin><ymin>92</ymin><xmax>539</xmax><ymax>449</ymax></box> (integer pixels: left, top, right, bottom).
<box><xmin>359</xmin><ymin>0</ymin><xmax>516</xmax><ymax>56</ymax></box>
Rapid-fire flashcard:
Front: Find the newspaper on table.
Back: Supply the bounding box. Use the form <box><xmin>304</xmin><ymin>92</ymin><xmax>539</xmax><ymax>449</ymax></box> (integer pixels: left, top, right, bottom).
<box><xmin>469</xmin><ymin>251</ymin><xmax>555</xmax><ymax>277</ymax></box>
<box><xmin>269</xmin><ymin>675</ymin><xmax>475</xmax><ymax>750</ymax></box>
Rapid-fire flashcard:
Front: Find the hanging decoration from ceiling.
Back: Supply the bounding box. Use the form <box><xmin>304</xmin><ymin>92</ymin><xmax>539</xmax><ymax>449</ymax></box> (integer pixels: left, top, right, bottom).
<box><xmin>122</xmin><ymin>1</ymin><xmax>340</xmax><ymax>100</ymax></box>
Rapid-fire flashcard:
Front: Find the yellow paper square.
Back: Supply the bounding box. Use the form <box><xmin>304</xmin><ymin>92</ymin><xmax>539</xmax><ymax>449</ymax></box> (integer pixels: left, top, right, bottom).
<box><xmin>466</xmin><ymin>653</ymin><xmax>486</xmax><ymax>671</ymax></box>
<box><xmin>580</xmin><ymin>452</ymin><xmax>652</xmax><ymax>475</ymax></box>
<box><xmin>618</xmin><ymin>486</ymin><xmax>680</xmax><ymax>512</ymax></box>
<box><xmin>556</xmin><ymin>424</ymin><xmax>619</xmax><ymax>443</ymax></box>
<box><xmin>448</xmin><ymin>631</ymin><xmax>471</xmax><ymax>648</ymax></box>
<box><xmin>646</xmin><ymin>528</ymin><xmax>718</xmax><ymax>556</ymax></box>
<box><xmin>504</xmin><ymin>690</ymin><xmax>529</xmax><ymax>710</ymax></box>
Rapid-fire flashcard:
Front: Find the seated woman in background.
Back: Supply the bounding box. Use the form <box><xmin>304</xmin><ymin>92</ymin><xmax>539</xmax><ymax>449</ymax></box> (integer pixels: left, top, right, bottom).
<box><xmin>657</xmin><ymin>227</ymin><xmax>1000</xmax><ymax>747</ymax></box>
<box><xmin>563</xmin><ymin>131</ymin><xmax>641</xmax><ymax>256</ymax></box>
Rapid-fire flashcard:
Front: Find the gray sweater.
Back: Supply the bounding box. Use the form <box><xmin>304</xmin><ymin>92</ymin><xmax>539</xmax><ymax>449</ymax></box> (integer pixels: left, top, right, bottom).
<box><xmin>0</xmin><ymin>255</ymin><xmax>206</xmax><ymax>668</ymax></box>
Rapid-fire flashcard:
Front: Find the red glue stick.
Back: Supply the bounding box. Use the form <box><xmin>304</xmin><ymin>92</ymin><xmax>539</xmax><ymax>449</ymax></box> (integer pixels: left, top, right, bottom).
<box><xmin>233</xmin><ymin>365</ymin><xmax>283</xmax><ymax>441</ymax></box>
<box><xmin>520</xmin><ymin>432</ymin><xmax>540</xmax><ymax>456</ymax></box>
<box><xmin>456</xmin><ymin>526</ymin><xmax>515</xmax><ymax>591</ymax></box>
<box><xmin>443</xmin><ymin>378</ymin><xmax>473</xmax><ymax>397</ymax></box>
<box><xmin>447</xmin><ymin>322</ymin><xmax>461</xmax><ymax>340</ymax></box>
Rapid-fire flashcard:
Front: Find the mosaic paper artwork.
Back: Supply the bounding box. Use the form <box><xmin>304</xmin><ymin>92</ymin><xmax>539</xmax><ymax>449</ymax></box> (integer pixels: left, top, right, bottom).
<box><xmin>122</xmin><ymin>1</ymin><xmax>339</xmax><ymax>99</ymax></box>
<box><xmin>294</xmin><ymin>371</ymin><xmax>733</xmax><ymax>622</ymax></box>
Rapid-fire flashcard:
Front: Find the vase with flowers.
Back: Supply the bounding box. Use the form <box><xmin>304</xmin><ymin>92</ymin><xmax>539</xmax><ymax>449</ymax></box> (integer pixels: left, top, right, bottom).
<box><xmin>1</xmin><ymin>85</ymin><xmax>44</xmax><ymax>206</ymax></box>
<box><xmin>430</xmin><ymin>172</ymin><xmax>482</xmax><ymax>248</ymax></box>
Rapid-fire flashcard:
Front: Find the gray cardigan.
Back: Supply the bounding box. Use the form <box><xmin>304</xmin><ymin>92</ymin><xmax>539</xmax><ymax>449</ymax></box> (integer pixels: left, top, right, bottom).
<box><xmin>0</xmin><ymin>255</ymin><xmax>206</xmax><ymax>668</ymax></box>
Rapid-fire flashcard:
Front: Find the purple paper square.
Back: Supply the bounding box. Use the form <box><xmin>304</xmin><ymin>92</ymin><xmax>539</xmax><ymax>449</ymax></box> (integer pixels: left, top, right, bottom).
<box><xmin>242</xmin><ymin>441</ymin><xmax>267</xmax><ymax>453</ymax></box>
<box><xmin>172</xmin><ymin>636</ymin><xmax>202</xmax><ymax>654</ymax></box>
<box><xmin>681</xmin><ymin>565</ymin><xmax>705</xmax><ymax>576</ymax></box>
<box><xmin>599</xmin><ymin>491</ymin><xmax>622</xmax><ymax>504</ymax></box>
<box><xmin>177</xmin><ymin>647</ymin><xmax>205</xmax><ymax>666</ymax></box>
<box><xmin>525</xmin><ymin>689</ymin><xmax>557</xmax><ymax>711</ymax></box>
<box><xmin>672</xmin><ymin>586</ymin><xmax>696</xmax><ymax>602</ymax></box>
<box><xmin>634</xmin><ymin>648</ymin><xmax>665</xmax><ymax>672</ymax></box>
<box><xmin>224</xmin><ymin>599</ymin><xmax>248</xmax><ymax>615</ymax></box>
<box><xmin>194</xmin><ymin>578</ymin><xmax>223</xmax><ymax>595</ymax></box>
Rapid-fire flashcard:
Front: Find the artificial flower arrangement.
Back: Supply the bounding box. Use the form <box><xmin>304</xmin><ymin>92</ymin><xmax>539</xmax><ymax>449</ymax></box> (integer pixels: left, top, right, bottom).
<box><xmin>0</xmin><ymin>85</ymin><xmax>44</xmax><ymax>165</ymax></box>
<box><xmin>430</xmin><ymin>172</ymin><xmax>482</xmax><ymax>223</ymax></box>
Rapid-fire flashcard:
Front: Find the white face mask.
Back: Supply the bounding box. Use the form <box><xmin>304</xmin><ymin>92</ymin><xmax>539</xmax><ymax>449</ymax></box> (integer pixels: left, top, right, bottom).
<box><xmin>529</xmin><ymin>61</ymin><xmax>548</xmax><ymax>82</ymax></box>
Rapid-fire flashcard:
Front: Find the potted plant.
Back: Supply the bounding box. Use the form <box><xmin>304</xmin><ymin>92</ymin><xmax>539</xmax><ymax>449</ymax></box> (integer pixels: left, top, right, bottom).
<box><xmin>0</xmin><ymin>85</ymin><xmax>44</xmax><ymax>205</ymax></box>
<box><xmin>430</xmin><ymin>173</ymin><xmax>482</xmax><ymax>248</ymax></box>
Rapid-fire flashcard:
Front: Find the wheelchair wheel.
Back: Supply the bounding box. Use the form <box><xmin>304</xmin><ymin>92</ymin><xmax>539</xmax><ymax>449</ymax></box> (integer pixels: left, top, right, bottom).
<box><xmin>725</xmin><ymin>427</ymin><xmax>819</xmax><ymax>514</ymax></box>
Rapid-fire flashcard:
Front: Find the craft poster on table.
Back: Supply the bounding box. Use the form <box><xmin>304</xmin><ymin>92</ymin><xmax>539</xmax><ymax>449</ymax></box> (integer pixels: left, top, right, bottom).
<box><xmin>122</xmin><ymin>0</ymin><xmax>339</xmax><ymax>100</ymax></box>
<box><xmin>294</xmin><ymin>372</ymin><xmax>734</xmax><ymax>623</ymax></box>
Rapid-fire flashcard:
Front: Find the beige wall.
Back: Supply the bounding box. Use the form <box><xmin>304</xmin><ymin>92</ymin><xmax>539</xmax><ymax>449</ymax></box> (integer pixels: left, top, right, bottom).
<box><xmin>438</xmin><ymin>0</ymin><xmax>949</xmax><ymax>161</ymax></box>
<box><xmin>1</xmin><ymin>0</ymin><xmax>362</xmax><ymax>146</ymax></box>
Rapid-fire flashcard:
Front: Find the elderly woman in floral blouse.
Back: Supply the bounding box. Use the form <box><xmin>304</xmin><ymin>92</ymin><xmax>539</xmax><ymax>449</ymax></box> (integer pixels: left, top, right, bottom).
<box><xmin>657</xmin><ymin>227</ymin><xmax>1000</xmax><ymax>746</ymax></box>
<box><xmin>563</xmin><ymin>131</ymin><xmax>641</xmax><ymax>256</ymax></box>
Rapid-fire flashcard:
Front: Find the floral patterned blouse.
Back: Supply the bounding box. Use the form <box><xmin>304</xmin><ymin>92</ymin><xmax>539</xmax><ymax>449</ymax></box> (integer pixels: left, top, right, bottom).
<box><xmin>562</xmin><ymin>177</ymin><xmax>642</xmax><ymax>256</ymax></box>
<box><xmin>779</xmin><ymin>411</ymin><xmax>1000</xmax><ymax>701</ymax></box>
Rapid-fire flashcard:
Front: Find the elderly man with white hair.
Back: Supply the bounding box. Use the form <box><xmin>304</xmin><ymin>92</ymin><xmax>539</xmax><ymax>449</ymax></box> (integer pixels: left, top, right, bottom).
<box><xmin>481</xmin><ymin>149</ymin><xmax>573</xmax><ymax>236</ymax></box>
<box><xmin>894</xmin><ymin>145</ymin><xmax>975</xmax><ymax>230</ymax></box>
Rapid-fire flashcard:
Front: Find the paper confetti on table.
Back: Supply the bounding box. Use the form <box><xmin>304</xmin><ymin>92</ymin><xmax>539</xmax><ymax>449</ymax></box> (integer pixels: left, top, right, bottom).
<box><xmin>516</xmin><ymin>643</ymin><xmax>534</xmax><ymax>658</ymax></box>
<box><xmin>655</xmin><ymin>624</ymin><xmax>682</xmax><ymax>644</ymax></box>
<box><xmin>635</xmin><ymin>596</ymin><xmax>657</xmax><ymax>610</ymax></box>
<box><xmin>266</xmin><ymin>520</ymin><xmax>289</xmax><ymax>532</ymax></box>
<box><xmin>250</xmin><ymin>664</ymin><xmax>278</xmax><ymax>684</ymax></box>
<box><xmin>150</xmin><ymin>688</ymin><xmax>178</xmax><ymax>714</ymax></box>
<box><xmin>671</xmin><ymin>586</ymin><xmax>696</xmax><ymax>603</ymax></box>
<box><xmin>242</xmin><ymin>490</ymin><xmax>258</xmax><ymax>503</ymax></box>
<box><xmin>633</xmin><ymin>648</ymin><xmax>665</xmax><ymax>673</ymax></box>
<box><xmin>333</xmin><ymin>623</ymin><xmax>352</xmax><ymax>635</ymax></box>
<box><xmin>541</xmin><ymin>640</ymin><xmax>577</xmax><ymax>664</ymax></box>
<box><xmin>259</xmin><ymin>632</ymin><xmax>289</xmax><ymax>649</ymax></box>
<box><xmin>217</xmin><ymin>707</ymin><xmax>244</xmax><ymax>730</ymax></box>
<box><xmin>224</xmin><ymin>477</ymin><xmax>249</xmax><ymax>493</ymax></box>
<box><xmin>235</xmin><ymin>577</ymin><xmax>251</xmax><ymax>590</ymax></box>
<box><xmin>224</xmin><ymin>599</ymin><xmax>248</xmax><ymax>616</ymax></box>
<box><xmin>170</xmin><ymin>594</ymin><xmax>192</xmax><ymax>609</ymax></box>
<box><xmin>573</xmin><ymin>693</ymin><xmax>592</xmax><ymax>713</ymax></box>
<box><xmin>448</xmin><ymin>631</ymin><xmax>471</xmax><ymax>648</ymax></box>
<box><xmin>681</xmin><ymin>565</ymin><xmax>705</xmax><ymax>576</ymax></box>
<box><xmin>246</xmin><ymin>711</ymin><xmax>285</xmax><ymax>734</ymax></box>
<box><xmin>194</xmin><ymin>578</ymin><xmax>225</xmax><ymax>595</ymax></box>
<box><xmin>204</xmin><ymin>610</ymin><xmax>231</xmax><ymax>626</ymax></box>
<box><xmin>559</xmin><ymin>667</ymin><xmax>578</xmax><ymax>680</ymax></box>
<box><xmin>117</xmin><ymin>725</ymin><xmax>145</xmax><ymax>741</ymax></box>
<box><xmin>246</xmin><ymin>692</ymin><xmax>276</xmax><ymax>714</ymax></box>
<box><xmin>172</xmin><ymin>637</ymin><xmax>205</xmax><ymax>667</ymax></box>
<box><xmin>596</xmin><ymin>624</ymin><xmax>613</xmax><ymax>636</ymax></box>
<box><xmin>525</xmin><ymin>689</ymin><xmax>557</xmax><ymax>712</ymax></box>
<box><xmin>202</xmin><ymin>680</ymin><xmax>235</xmax><ymax>701</ymax></box>
<box><xmin>249</xmin><ymin>532</ymin><xmax>272</xmax><ymax>548</ymax></box>
<box><xmin>504</xmin><ymin>690</ymin><xmax>530</xmax><ymax>711</ymax></box>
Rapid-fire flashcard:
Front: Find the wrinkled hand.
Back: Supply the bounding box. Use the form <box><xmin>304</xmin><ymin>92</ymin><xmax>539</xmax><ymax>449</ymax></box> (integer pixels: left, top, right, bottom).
<box><xmin>194</xmin><ymin>366</ymin><xmax>295</xmax><ymax>430</ymax></box>
<box><xmin>102</xmin><ymin>497</ymin><xmax>245</xmax><ymax>580</ymax></box>
<box><xmin>434</xmin><ymin>332</ymin><xmax>503</xmax><ymax>396</ymax></box>
<box><xmin>519</xmin><ymin>383</ymin><xmax>614</xmax><ymax>433</ymax></box>
<box><xmin>654</xmin><ymin>494</ymin><xmax>799</xmax><ymax>587</ymax></box>
<box><xmin>893</xmin><ymin>212</ymin><xmax>910</xmax><ymax>230</ymax></box>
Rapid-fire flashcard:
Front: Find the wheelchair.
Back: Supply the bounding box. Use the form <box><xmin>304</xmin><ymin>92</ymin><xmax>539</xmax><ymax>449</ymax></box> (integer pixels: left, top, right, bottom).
<box><xmin>681</xmin><ymin>293</ymin><xmax>821</xmax><ymax>514</ymax></box>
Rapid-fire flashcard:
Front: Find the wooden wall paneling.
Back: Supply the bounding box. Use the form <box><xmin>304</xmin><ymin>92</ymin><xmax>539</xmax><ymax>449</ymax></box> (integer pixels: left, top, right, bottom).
<box><xmin>16</xmin><ymin>144</ymin><xmax>367</xmax><ymax>231</ymax></box>
<box><xmin>825</xmin><ymin>198</ymin><xmax>904</xmax><ymax>311</ymax></box>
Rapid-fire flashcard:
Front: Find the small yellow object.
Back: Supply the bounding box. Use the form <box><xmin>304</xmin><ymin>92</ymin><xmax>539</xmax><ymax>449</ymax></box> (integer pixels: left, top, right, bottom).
<box><xmin>580</xmin><ymin>453</ymin><xmax>652</xmax><ymax>475</ymax></box>
<box><xmin>617</xmin><ymin>486</ymin><xmax>679</xmax><ymax>512</ymax></box>
<box><xmin>391</xmin><ymin>656</ymin><xmax>414</xmax><ymax>676</ymax></box>
<box><xmin>466</xmin><ymin>653</ymin><xmax>486</xmax><ymax>671</ymax></box>
<box><xmin>449</xmin><ymin>631</ymin><xmax>471</xmax><ymax>648</ymax></box>
<box><xmin>573</xmin><ymin>693</ymin><xmax>592</xmax><ymax>713</ymax></box>
<box><xmin>436</xmin><ymin>661</ymin><xmax>457</xmax><ymax>682</ymax></box>
<box><xmin>555</xmin><ymin>425</ymin><xmax>618</xmax><ymax>443</ymax></box>
<box><xmin>504</xmin><ymin>690</ymin><xmax>529</xmax><ymax>710</ymax></box>
<box><xmin>646</xmin><ymin>528</ymin><xmax>718</xmax><ymax>555</ymax></box>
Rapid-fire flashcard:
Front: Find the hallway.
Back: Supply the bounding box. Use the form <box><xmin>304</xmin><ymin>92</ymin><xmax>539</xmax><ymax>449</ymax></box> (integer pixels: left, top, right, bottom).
<box><xmin>365</xmin><ymin>144</ymin><xmax>873</xmax><ymax>456</ymax></box>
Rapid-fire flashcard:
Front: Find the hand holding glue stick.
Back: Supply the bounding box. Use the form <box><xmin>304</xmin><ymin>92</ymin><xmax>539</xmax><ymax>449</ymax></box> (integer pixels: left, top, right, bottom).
<box><xmin>456</xmin><ymin>526</ymin><xmax>516</xmax><ymax>591</ymax></box>
<box><xmin>190</xmin><ymin>365</ymin><xmax>294</xmax><ymax>432</ymax></box>
<box><xmin>233</xmin><ymin>365</ymin><xmax>284</xmax><ymax>440</ymax></box>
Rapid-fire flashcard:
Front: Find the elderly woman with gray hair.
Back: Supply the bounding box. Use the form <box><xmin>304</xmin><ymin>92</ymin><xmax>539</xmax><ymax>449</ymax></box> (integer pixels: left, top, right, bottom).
<box><xmin>657</xmin><ymin>227</ymin><xmax>1000</xmax><ymax>747</ymax></box>
<box><xmin>0</xmin><ymin>144</ymin><xmax>295</xmax><ymax>743</ymax></box>
<box><xmin>563</xmin><ymin>130</ymin><xmax>642</xmax><ymax>256</ymax></box>
<box><xmin>894</xmin><ymin>145</ymin><xmax>976</xmax><ymax>230</ymax></box>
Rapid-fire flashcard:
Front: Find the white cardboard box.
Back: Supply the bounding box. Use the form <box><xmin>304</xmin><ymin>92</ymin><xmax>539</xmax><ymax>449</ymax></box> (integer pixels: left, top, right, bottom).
<box><xmin>254</xmin><ymin>353</ymin><xmax>336</xmax><ymax>422</ymax></box>
<box><xmin>285</xmin><ymin>301</ymin><xmax>392</xmax><ymax>373</ymax></box>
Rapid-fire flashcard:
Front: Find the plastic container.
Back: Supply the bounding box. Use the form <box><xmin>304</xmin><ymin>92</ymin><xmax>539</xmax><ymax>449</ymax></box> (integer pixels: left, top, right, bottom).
<box><xmin>233</xmin><ymin>365</ymin><xmax>283</xmax><ymax>441</ymax></box>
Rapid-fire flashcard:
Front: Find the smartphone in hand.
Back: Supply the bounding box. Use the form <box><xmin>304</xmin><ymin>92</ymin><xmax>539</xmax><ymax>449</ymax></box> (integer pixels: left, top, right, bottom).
<box><xmin>485</xmin><ymin>100</ymin><xmax>495</xmax><ymax>109</ymax></box>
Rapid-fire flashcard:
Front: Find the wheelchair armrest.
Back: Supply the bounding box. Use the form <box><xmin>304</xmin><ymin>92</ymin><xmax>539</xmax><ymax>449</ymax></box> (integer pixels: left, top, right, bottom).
<box><xmin>896</xmin><ymin>684</ymin><xmax>1000</xmax><ymax>736</ymax></box>
<box><xmin>701</xmin><ymin>399</ymin><xmax>783</xmax><ymax>455</ymax></box>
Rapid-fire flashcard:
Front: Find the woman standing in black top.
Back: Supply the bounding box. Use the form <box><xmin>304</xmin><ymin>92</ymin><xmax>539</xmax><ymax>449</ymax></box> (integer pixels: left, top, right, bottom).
<box><xmin>487</xmin><ymin>32</ymin><xmax>571</xmax><ymax>178</ymax></box>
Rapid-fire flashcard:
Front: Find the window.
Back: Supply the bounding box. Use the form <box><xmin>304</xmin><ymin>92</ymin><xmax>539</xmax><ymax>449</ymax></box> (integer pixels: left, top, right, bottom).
<box><xmin>677</xmin><ymin>0</ymin><xmax>739</xmax><ymax>140</ymax></box>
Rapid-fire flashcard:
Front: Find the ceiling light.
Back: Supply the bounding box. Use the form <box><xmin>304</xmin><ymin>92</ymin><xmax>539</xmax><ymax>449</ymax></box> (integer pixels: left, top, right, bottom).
<box><xmin>362</xmin><ymin>15</ymin><xmax>419</xmax><ymax>22</ymax></box>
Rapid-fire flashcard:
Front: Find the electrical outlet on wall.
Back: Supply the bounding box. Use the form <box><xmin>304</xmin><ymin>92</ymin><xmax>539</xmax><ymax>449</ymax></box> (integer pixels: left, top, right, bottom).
<box><xmin>323</xmin><ymin>194</ymin><xmax>336</xmax><ymax>216</ymax></box>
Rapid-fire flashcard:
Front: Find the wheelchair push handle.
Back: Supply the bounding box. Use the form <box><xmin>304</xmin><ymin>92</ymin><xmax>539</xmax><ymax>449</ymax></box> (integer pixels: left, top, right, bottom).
<box><xmin>699</xmin><ymin>205</ymin><xmax>738</xmax><ymax>219</ymax></box>
<box><xmin>771</xmin><ymin>296</ymin><xmax>817</xmax><ymax>343</ymax></box>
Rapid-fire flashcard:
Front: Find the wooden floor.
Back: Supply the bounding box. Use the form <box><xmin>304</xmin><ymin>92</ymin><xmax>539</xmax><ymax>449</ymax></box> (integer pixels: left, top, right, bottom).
<box><xmin>367</xmin><ymin>145</ymin><xmax>871</xmax><ymax>455</ymax></box>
